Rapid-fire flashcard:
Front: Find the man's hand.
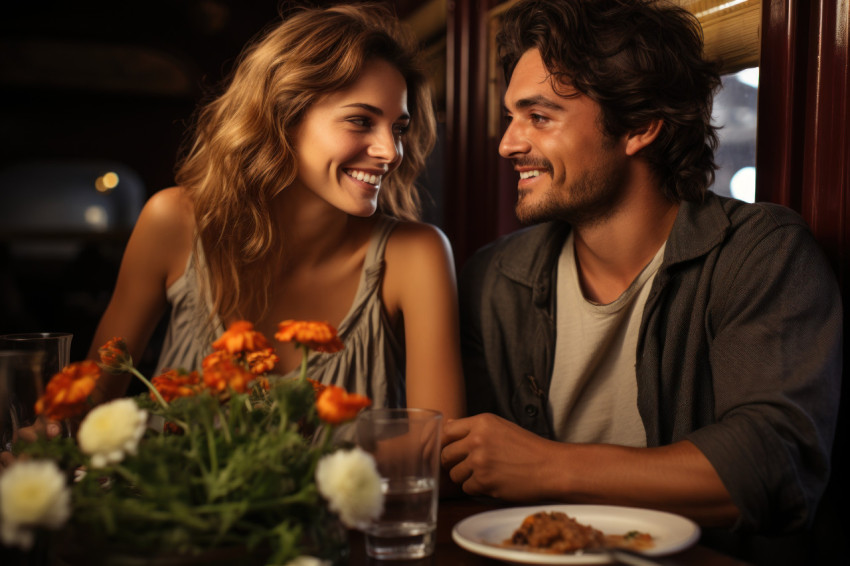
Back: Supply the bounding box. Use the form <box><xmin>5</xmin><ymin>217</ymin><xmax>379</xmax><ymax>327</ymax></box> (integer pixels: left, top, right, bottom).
<box><xmin>441</xmin><ymin>414</ymin><xmax>740</xmax><ymax>525</ymax></box>
<box><xmin>440</xmin><ymin>413</ymin><xmax>560</xmax><ymax>501</ymax></box>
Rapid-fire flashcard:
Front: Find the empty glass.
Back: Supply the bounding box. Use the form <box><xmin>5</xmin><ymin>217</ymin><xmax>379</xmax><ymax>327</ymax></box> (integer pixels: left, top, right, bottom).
<box><xmin>0</xmin><ymin>332</ymin><xmax>73</xmax><ymax>447</ymax></box>
<box><xmin>0</xmin><ymin>350</ymin><xmax>47</xmax><ymax>450</ymax></box>
<box><xmin>0</xmin><ymin>332</ymin><xmax>73</xmax><ymax>381</ymax></box>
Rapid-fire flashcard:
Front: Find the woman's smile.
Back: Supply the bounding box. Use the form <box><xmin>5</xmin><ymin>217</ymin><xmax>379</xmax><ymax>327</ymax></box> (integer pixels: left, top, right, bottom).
<box><xmin>343</xmin><ymin>168</ymin><xmax>384</xmax><ymax>187</ymax></box>
<box><xmin>292</xmin><ymin>58</ymin><xmax>410</xmax><ymax>217</ymax></box>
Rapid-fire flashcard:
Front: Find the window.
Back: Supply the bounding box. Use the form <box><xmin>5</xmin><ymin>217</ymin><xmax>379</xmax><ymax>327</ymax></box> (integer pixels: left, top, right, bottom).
<box><xmin>673</xmin><ymin>0</ymin><xmax>761</xmax><ymax>203</ymax></box>
<box><xmin>712</xmin><ymin>67</ymin><xmax>758</xmax><ymax>202</ymax></box>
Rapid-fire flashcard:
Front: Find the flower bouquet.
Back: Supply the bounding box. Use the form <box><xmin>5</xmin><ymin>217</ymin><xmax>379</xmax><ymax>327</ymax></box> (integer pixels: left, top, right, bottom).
<box><xmin>0</xmin><ymin>320</ymin><xmax>382</xmax><ymax>566</ymax></box>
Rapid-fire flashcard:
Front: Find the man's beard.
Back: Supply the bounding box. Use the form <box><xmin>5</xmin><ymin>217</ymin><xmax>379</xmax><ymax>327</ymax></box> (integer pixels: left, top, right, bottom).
<box><xmin>515</xmin><ymin>160</ymin><xmax>625</xmax><ymax>227</ymax></box>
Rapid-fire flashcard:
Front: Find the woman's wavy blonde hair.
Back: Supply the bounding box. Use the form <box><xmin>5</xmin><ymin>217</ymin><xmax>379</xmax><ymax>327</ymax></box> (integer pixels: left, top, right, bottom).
<box><xmin>174</xmin><ymin>3</ymin><xmax>437</xmax><ymax>324</ymax></box>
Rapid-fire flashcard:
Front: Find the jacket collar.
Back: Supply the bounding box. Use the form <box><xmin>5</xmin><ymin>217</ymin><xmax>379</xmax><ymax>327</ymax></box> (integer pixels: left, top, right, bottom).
<box><xmin>491</xmin><ymin>193</ymin><xmax>733</xmax><ymax>301</ymax></box>
<box><xmin>664</xmin><ymin>192</ymin><xmax>732</xmax><ymax>266</ymax></box>
<box><xmin>493</xmin><ymin>222</ymin><xmax>571</xmax><ymax>308</ymax></box>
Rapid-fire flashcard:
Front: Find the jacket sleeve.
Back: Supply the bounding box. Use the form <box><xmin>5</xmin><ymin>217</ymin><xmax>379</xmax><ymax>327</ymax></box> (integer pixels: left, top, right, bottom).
<box><xmin>457</xmin><ymin>234</ymin><xmax>557</xmax><ymax>438</ymax></box>
<box><xmin>458</xmin><ymin>247</ymin><xmax>503</xmax><ymax>417</ymax></box>
<box><xmin>687</xmin><ymin>218</ymin><xmax>842</xmax><ymax>534</ymax></box>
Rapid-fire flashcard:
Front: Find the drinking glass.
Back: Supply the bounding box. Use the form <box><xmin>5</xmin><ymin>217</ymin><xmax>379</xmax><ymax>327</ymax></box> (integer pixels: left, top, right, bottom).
<box><xmin>0</xmin><ymin>332</ymin><xmax>73</xmax><ymax>444</ymax></box>
<box><xmin>0</xmin><ymin>350</ymin><xmax>46</xmax><ymax>451</ymax></box>
<box><xmin>0</xmin><ymin>332</ymin><xmax>73</xmax><ymax>381</ymax></box>
<box><xmin>356</xmin><ymin>408</ymin><xmax>442</xmax><ymax>560</ymax></box>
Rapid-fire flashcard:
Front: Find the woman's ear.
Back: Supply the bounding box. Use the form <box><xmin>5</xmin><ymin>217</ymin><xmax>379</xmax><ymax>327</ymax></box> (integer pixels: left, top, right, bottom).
<box><xmin>625</xmin><ymin>119</ymin><xmax>663</xmax><ymax>156</ymax></box>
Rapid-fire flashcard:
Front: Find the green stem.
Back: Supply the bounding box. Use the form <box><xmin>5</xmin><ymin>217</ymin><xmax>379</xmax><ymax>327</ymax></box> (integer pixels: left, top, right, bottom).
<box><xmin>192</xmin><ymin>489</ymin><xmax>317</xmax><ymax>514</ymax></box>
<box><xmin>308</xmin><ymin>424</ymin><xmax>336</xmax><ymax>478</ymax></box>
<box><xmin>204</xmin><ymin>416</ymin><xmax>219</xmax><ymax>476</ymax></box>
<box><xmin>277</xmin><ymin>412</ymin><xmax>289</xmax><ymax>435</ymax></box>
<box><xmin>320</xmin><ymin>424</ymin><xmax>334</xmax><ymax>454</ymax></box>
<box><xmin>187</xmin><ymin>432</ymin><xmax>211</xmax><ymax>482</ymax></box>
<box><xmin>298</xmin><ymin>344</ymin><xmax>309</xmax><ymax>381</ymax></box>
<box><xmin>214</xmin><ymin>402</ymin><xmax>232</xmax><ymax>444</ymax></box>
<box><xmin>111</xmin><ymin>504</ymin><xmax>212</xmax><ymax>530</ymax></box>
<box><xmin>129</xmin><ymin>366</ymin><xmax>170</xmax><ymax>409</ymax></box>
<box><xmin>113</xmin><ymin>464</ymin><xmax>143</xmax><ymax>489</ymax></box>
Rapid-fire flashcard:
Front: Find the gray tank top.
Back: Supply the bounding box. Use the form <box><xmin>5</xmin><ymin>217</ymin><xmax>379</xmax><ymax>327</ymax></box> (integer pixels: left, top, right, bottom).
<box><xmin>156</xmin><ymin>216</ymin><xmax>405</xmax><ymax>408</ymax></box>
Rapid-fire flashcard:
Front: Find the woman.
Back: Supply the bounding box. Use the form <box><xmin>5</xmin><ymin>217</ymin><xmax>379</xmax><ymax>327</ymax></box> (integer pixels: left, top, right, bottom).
<box><xmin>87</xmin><ymin>3</ymin><xmax>465</xmax><ymax>420</ymax></box>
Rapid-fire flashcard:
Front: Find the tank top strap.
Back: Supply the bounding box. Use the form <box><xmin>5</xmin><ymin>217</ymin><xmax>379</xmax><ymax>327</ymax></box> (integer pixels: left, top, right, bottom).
<box><xmin>364</xmin><ymin>215</ymin><xmax>399</xmax><ymax>270</ymax></box>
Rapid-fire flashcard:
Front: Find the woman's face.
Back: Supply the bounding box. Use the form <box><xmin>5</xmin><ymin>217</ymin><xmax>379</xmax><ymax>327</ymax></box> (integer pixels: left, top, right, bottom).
<box><xmin>291</xmin><ymin>58</ymin><xmax>409</xmax><ymax>217</ymax></box>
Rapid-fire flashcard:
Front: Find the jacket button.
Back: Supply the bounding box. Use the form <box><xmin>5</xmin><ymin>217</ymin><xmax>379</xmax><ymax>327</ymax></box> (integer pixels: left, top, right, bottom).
<box><xmin>524</xmin><ymin>405</ymin><xmax>538</xmax><ymax>417</ymax></box>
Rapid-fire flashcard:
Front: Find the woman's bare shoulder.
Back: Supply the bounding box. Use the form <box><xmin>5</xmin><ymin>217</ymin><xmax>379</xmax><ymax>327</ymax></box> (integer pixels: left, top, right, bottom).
<box><xmin>141</xmin><ymin>187</ymin><xmax>194</xmax><ymax>224</ymax></box>
<box><xmin>134</xmin><ymin>187</ymin><xmax>195</xmax><ymax>243</ymax></box>
<box><xmin>130</xmin><ymin>187</ymin><xmax>195</xmax><ymax>285</ymax></box>
<box><xmin>383</xmin><ymin>220</ymin><xmax>456</xmax><ymax>305</ymax></box>
<box><xmin>385</xmin><ymin>220</ymin><xmax>452</xmax><ymax>257</ymax></box>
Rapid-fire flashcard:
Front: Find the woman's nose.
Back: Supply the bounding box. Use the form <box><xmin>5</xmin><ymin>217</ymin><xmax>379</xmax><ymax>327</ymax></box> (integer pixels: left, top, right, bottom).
<box><xmin>368</xmin><ymin>128</ymin><xmax>402</xmax><ymax>164</ymax></box>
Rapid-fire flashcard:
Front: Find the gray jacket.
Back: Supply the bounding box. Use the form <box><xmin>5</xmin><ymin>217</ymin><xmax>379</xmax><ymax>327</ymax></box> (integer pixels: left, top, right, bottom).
<box><xmin>460</xmin><ymin>193</ymin><xmax>842</xmax><ymax>534</ymax></box>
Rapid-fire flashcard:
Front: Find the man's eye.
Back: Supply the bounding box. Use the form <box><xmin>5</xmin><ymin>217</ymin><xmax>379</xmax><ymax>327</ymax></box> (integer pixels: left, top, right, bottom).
<box><xmin>531</xmin><ymin>113</ymin><xmax>548</xmax><ymax>124</ymax></box>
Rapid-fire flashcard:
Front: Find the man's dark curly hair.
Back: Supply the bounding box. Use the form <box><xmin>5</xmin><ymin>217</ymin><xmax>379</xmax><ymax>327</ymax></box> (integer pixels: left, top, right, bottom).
<box><xmin>497</xmin><ymin>0</ymin><xmax>722</xmax><ymax>202</ymax></box>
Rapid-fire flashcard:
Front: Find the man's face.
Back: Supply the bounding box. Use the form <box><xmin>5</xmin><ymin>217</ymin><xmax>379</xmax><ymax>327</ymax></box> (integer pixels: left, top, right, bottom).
<box><xmin>499</xmin><ymin>49</ymin><xmax>629</xmax><ymax>226</ymax></box>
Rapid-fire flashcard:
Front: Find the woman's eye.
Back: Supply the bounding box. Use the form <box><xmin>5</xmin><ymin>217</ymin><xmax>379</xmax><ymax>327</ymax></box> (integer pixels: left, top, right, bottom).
<box><xmin>348</xmin><ymin>117</ymin><xmax>372</xmax><ymax>128</ymax></box>
<box><xmin>393</xmin><ymin>123</ymin><xmax>410</xmax><ymax>136</ymax></box>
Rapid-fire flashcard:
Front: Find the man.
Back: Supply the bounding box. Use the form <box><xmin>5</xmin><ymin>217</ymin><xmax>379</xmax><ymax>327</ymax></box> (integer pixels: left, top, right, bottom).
<box><xmin>441</xmin><ymin>0</ymin><xmax>842</xmax><ymax>543</ymax></box>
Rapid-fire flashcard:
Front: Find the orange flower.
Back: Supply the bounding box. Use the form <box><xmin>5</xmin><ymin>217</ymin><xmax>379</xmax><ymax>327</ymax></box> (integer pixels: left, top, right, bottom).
<box><xmin>98</xmin><ymin>337</ymin><xmax>133</xmax><ymax>372</ymax></box>
<box><xmin>202</xmin><ymin>350</ymin><xmax>233</xmax><ymax>371</ymax></box>
<box><xmin>35</xmin><ymin>361</ymin><xmax>102</xmax><ymax>421</ymax></box>
<box><xmin>245</xmin><ymin>348</ymin><xmax>279</xmax><ymax>375</ymax></box>
<box><xmin>307</xmin><ymin>378</ymin><xmax>327</xmax><ymax>397</ymax></box>
<box><xmin>202</xmin><ymin>354</ymin><xmax>256</xmax><ymax>395</ymax></box>
<box><xmin>275</xmin><ymin>320</ymin><xmax>344</xmax><ymax>353</ymax></box>
<box><xmin>315</xmin><ymin>385</ymin><xmax>371</xmax><ymax>425</ymax></box>
<box><xmin>212</xmin><ymin>321</ymin><xmax>271</xmax><ymax>354</ymax></box>
<box><xmin>151</xmin><ymin>369</ymin><xmax>201</xmax><ymax>402</ymax></box>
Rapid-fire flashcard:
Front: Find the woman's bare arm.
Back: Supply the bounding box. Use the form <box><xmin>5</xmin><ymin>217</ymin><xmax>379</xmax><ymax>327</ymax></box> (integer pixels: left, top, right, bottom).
<box><xmin>88</xmin><ymin>187</ymin><xmax>194</xmax><ymax>402</ymax></box>
<box><xmin>383</xmin><ymin>222</ymin><xmax>466</xmax><ymax>421</ymax></box>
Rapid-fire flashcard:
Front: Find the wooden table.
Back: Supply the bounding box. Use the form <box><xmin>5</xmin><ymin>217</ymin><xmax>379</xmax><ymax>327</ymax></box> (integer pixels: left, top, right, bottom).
<box><xmin>28</xmin><ymin>497</ymin><xmax>752</xmax><ymax>565</ymax></box>
<box><xmin>348</xmin><ymin>497</ymin><xmax>753</xmax><ymax>565</ymax></box>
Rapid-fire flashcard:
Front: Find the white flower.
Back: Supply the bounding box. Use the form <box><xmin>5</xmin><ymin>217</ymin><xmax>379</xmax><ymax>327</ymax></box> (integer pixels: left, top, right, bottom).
<box><xmin>315</xmin><ymin>447</ymin><xmax>383</xmax><ymax>528</ymax></box>
<box><xmin>284</xmin><ymin>557</ymin><xmax>329</xmax><ymax>566</ymax></box>
<box><xmin>0</xmin><ymin>460</ymin><xmax>71</xmax><ymax>549</ymax></box>
<box><xmin>78</xmin><ymin>398</ymin><xmax>147</xmax><ymax>468</ymax></box>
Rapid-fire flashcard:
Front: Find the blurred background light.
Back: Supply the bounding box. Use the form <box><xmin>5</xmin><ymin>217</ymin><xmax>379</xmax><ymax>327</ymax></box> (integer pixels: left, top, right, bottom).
<box><xmin>730</xmin><ymin>166</ymin><xmax>756</xmax><ymax>202</ymax></box>
<box><xmin>735</xmin><ymin>67</ymin><xmax>759</xmax><ymax>88</ymax></box>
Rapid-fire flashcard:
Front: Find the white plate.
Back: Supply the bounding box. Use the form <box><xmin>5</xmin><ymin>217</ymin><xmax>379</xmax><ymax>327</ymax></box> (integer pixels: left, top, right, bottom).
<box><xmin>451</xmin><ymin>504</ymin><xmax>700</xmax><ymax>564</ymax></box>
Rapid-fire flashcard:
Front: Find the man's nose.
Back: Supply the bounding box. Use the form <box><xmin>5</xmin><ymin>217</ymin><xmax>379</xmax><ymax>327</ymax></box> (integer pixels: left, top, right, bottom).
<box><xmin>499</xmin><ymin>121</ymin><xmax>530</xmax><ymax>158</ymax></box>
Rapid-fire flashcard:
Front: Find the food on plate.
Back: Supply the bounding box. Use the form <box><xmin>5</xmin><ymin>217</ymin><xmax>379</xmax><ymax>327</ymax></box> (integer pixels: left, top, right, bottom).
<box><xmin>506</xmin><ymin>511</ymin><xmax>605</xmax><ymax>553</ymax></box>
<box><xmin>608</xmin><ymin>529</ymin><xmax>655</xmax><ymax>550</ymax></box>
<box><xmin>503</xmin><ymin>511</ymin><xmax>654</xmax><ymax>554</ymax></box>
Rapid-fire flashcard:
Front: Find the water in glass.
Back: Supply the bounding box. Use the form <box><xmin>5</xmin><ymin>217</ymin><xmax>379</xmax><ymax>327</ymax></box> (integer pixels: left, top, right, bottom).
<box><xmin>365</xmin><ymin>476</ymin><xmax>438</xmax><ymax>559</ymax></box>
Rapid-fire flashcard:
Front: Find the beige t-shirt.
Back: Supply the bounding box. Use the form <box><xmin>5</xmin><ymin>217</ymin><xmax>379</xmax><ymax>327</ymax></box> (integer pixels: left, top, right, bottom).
<box><xmin>548</xmin><ymin>231</ymin><xmax>665</xmax><ymax>446</ymax></box>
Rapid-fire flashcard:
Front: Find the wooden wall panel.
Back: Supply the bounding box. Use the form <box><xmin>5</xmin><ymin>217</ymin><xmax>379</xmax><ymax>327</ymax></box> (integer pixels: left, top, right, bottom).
<box><xmin>445</xmin><ymin>0</ymin><xmax>521</xmax><ymax>267</ymax></box>
<box><xmin>757</xmin><ymin>0</ymin><xmax>848</xmax><ymax>281</ymax></box>
<box><xmin>756</xmin><ymin>0</ymin><xmax>850</xmax><ymax>545</ymax></box>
